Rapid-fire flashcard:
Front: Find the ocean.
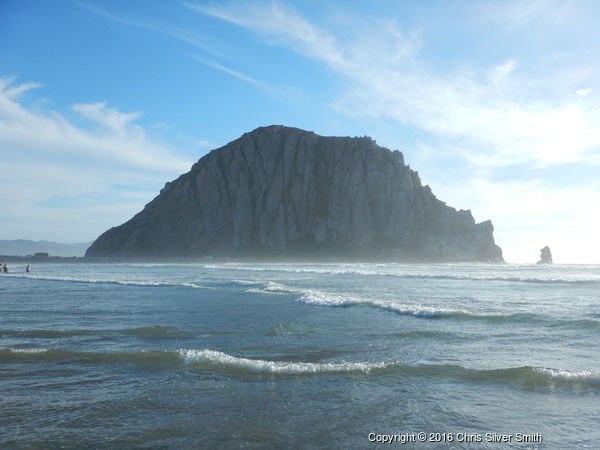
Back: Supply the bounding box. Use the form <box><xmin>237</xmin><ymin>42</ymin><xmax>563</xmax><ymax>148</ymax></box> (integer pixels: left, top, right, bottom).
<box><xmin>1</xmin><ymin>262</ymin><xmax>598</xmax><ymax>449</ymax></box>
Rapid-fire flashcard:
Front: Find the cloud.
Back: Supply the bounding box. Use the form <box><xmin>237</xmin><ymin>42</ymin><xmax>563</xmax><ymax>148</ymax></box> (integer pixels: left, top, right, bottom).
<box><xmin>481</xmin><ymin>0</ymin><xmax>599</xmax><ymax>32</ymax></box>
<box><xmin>72</xmin><ymin>102</ymin><xmax>143</xmax><ymax>136</ymax></box>
<box><xmin>195</xmin><ymin>138</ymin><xmax>211</xmax><ymax>148</ymax></box>
<box><xmin>575</xmin><ymin>88</ymin><xmax>592</xmax><ymax>96</ymax></box>
<box><xmin>0</xmin><ymin>79</ymin><xmax>189</xmax><ymax>171</ymax></box>
<box><xmin>75</xmin><ymin>0</ymin><xmax>169</xmax><ymax>35</ymax></box>
<box><xmin>78</xmin><ymin>1</ymin><xmax>264</xmax><ymax>89</ymax></box>
<box><xmin>78</xmin><ymin>0</ymin><xmax>215</xmax><ymax>55</ymax></box>
<box><xmin>336</xmin><ymin>51</ymin><xmax>600</xmax><ymax>169</ymax></box>
<box><xmin>188</xmin><ymin>54</ymin><xmax>262</xmax><ymax>85</ymax></box>
<box><xmin>0</xmin><ymin>77</ymin><xmax>43</xmax><ymax>100</ymax></box>
<box><xmin>189</xmin><ymin>1</ymin><xmax>600</xmax><ymax>170</ymax></box>
<box><xmin>0</xmin><ymin>78</ymin><xmax>193</xmax><ymax>242</ymax></box>
<box><xmin>185</xmin><ymin>1</ymin><xmax>350</xmax><ymax>71</ymax></box>
<box><xmin>454</xmin><ymin>178</ymin><xmax>600</xmax><ymax>263</ymax></box>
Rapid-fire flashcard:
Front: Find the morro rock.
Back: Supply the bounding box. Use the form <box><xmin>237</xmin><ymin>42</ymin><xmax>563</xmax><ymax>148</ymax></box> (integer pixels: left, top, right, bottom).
<box><xmin>86</xmin><ymin>125</ymin><xmax>504</xmax><ymax>262</ymax></box>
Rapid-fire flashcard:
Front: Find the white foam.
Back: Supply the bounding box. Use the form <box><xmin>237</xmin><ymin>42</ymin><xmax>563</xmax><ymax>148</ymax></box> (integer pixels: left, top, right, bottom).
<box><xmin>377</xmin><ymin>301</ymin><xmax>472</xmax><ymax>318</ymax></box>
<box><xmin>535</xmin><ymin>367</ymin><xmax>600</xmax><ymax>381</ymax></box>
<box><xmin>298</xmin><ymin>290</ymin><xmax>363</xmax><ymax>306</ymax></box>
<box><xmin>231</xmin><ymin>279</ymin><xmax>260</xmax><ymax>286</ymax></box>
<box><xmin>179</xmin><ymin>282</ymin><xmax>213</xmax><ymax>290</ymax></box>
<box><xmin>10</xmin><ymin>273</ymin><xmax>211</xmax><ymax>289</ymax></box>
<box><xmin>1</xmin><ymin>347</ymin><xmax>49</xmax><ymax>353</ymax></box>
<box><xmin>295</xmin><ymin>288</ymin><xmax>471</xmax><ymax>318</ymax></box>
<box><xmin>177</xmin><ymin>349</ymin><xmax>388</xmax><ymax>374</ymax></box>
<box><xmin>204</xmin><ymin>262</ymin><xmax>600</xmax><ymax>283</ymax></box>
<box><xmin>246</xmin><ymin>281</ymin><xmax>297</xmax><ymax>295</ymax></box>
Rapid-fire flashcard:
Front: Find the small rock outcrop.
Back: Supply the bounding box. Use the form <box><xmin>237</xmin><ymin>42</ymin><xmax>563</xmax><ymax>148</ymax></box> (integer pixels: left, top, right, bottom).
<box><xmin>537</xmin><ymin>246</ymin><xmax>553</xmax><ymax>264</ymax></box>
<box><xmin>86</xmin><ymin>126</ymin><xmax>504</xmax><ymax>262</ymax></box>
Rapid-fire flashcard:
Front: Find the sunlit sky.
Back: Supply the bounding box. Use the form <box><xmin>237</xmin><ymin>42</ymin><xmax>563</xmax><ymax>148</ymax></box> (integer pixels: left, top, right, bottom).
<box><xmin>2</xmin><ymin>0</ymin><xmax>599</xmax><ymax>263</ymax></box>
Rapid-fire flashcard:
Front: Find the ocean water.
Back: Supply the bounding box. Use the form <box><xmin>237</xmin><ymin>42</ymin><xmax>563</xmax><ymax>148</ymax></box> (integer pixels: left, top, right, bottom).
<box><xmin>1</xmin><ymin>262</ymin><xmax>598</xmax><ymax>449</ymax></box>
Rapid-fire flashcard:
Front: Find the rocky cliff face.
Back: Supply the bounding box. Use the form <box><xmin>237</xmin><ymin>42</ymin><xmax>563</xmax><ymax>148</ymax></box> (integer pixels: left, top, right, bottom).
<box><xmin>86</xmin><ymin>125</ymin><xmax>503</xmax><ymax>262</ymax></box>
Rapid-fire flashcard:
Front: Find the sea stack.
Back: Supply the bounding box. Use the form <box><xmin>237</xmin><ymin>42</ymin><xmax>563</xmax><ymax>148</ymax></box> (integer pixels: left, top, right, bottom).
<box><xmin>537</xmin><ymin>246</ymin><xmax>553</xmax><ymax>264</ymax></box>
<box><xmin>86</xmin><ymin>125</ymin><xmax>504</xmax><ymax>262</ymax></box>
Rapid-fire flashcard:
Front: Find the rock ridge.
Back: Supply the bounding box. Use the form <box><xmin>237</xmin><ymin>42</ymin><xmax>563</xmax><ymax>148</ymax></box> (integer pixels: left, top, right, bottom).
<box><xmin>86</xmin><ymin>125</ymin><xmax>504</xmax><ymax>262</ymax></box>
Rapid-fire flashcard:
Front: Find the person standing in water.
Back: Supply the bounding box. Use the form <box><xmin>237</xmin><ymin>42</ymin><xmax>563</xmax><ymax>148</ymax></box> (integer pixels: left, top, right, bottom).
<box><xmin>26</xmin><ymin>265</ymin><xmax>31</xmax><ymax>273</ymax></box>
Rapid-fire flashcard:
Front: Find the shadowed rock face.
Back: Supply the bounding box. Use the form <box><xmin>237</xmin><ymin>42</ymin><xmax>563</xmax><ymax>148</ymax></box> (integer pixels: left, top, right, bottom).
<box><xmin>86</xmin><ymin>125</ymin><xmax>504</xmax><ymax>262</ymax></box>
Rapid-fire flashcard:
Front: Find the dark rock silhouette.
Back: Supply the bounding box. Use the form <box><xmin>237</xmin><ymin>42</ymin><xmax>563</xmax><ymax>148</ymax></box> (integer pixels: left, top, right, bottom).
<box><xmin>537</xmin><ymin>246</ymin><xmax>553</xmax><ymax>264</ymax></box>
<box><xmin>86</xmin><ymin>126</ymin><xmax>504</xmax><ymax>262</ymax></box>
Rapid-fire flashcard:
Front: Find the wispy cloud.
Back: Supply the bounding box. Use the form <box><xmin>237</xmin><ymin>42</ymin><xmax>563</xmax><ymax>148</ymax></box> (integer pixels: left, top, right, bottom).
<box><xmin>185</xmin><ymin>1</ymin><xmax>350</xmax><ymax>72</ymax></box>
<box><xmin>574</xmin><ymin>88</ymin><xmax>592</xmax><ymax>96</ymax></box>
<box><xmin>74</xmin><ymin>0</ymin><xmax>163</xmax><ymax>35</ymax></box>
<box><xmin>188</xmin><ymin>54</ymin><xmax>262</xmax><ymax>86</ymax></box>
<box><xmin>78</xmin><ymin>1</ymin><xmax>257</xmax><ymax>83</ymax></box>
<box><xmin>0</xmin><ymin>77</ymin><xmax>43</xmax><ymax>99</ymax></box>
<box><xmin>0</xmin><ymin>78</ymin><xmax>193</xmax><ymax>241</ymax></box>
<box><xmin>187</xmin><ymin>1</ymin><xmax>600</xmax><ymax>170</ymax></box>
<box><xmin>480</xmin><ymin>0</ymin><xmax>595</xmax><ymax>31</ymax></box>
<box><xmin>72</xmin><ymin>102</ymin><xmax>144</xmax><ymax>137</ymax></box>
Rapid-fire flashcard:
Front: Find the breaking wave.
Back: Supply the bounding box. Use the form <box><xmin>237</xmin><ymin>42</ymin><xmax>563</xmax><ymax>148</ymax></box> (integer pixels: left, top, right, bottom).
<box><xmin>2</xmin><ymin>347</ymin><xmax>598</xmax><ymax>390</ymax></box>
<box><xmin>209</xmin><ymin>263</ymin><xmax>600</xmax><ymax>285</ymax></box>
<box><xmin>297</xmin><ymin>289</ymin><xmax>535</xmax><ymax>321</ymax></box>
<box><xmin>3</xmin><ymin>273</ymin><xmax>212</xmax><ymax>289</ymax></box>
<box><xmin>11</xmin><ymin>263</ymin><xmax>598</xmax><ymax>294</ymax></box>
<box><xmin>243</xmin><ymin>281</ymin><xmax>600</xmax><ymax>329</ymax></box>
<box><xmin>247</xmin><ymin>282</ymin><xmax>535</xmax><ymax>323</ymax></box>
<box><xmin>0</xmin><ymin>347</ymin><xmax>386</xmax><ymax>375</ymax></box>
<box><xmin>178</xmin><ymin>349</ymin><xmax>387</xmax><ymax>374</ymax></box>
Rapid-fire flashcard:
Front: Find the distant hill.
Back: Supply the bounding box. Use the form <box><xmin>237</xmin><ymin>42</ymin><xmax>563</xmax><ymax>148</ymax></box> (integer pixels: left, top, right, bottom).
<box><xmin>0</xmin><ymin>240</ymin><xmax>92</xmax><ymax>257</ymax></box>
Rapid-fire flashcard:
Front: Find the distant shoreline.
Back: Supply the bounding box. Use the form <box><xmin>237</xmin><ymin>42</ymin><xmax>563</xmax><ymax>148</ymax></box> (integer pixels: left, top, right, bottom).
<box><xmin>1</xmin><ymin>255</ymin><xmax>88</xmax><ymax>264</ymax></box>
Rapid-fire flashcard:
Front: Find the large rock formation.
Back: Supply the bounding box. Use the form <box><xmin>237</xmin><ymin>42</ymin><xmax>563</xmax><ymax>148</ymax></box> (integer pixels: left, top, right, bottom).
<box><xmin>86</xmin><ymin>125</ymin><xmax>504</xmax><ymax>262</ymax></box>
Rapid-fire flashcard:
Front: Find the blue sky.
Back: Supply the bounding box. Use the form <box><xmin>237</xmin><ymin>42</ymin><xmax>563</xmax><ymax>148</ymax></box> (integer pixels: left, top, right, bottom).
<box><xmin>2</xmin><ymin>0</ymin><xmax>599</xmax><ymax>263</ymax></box>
